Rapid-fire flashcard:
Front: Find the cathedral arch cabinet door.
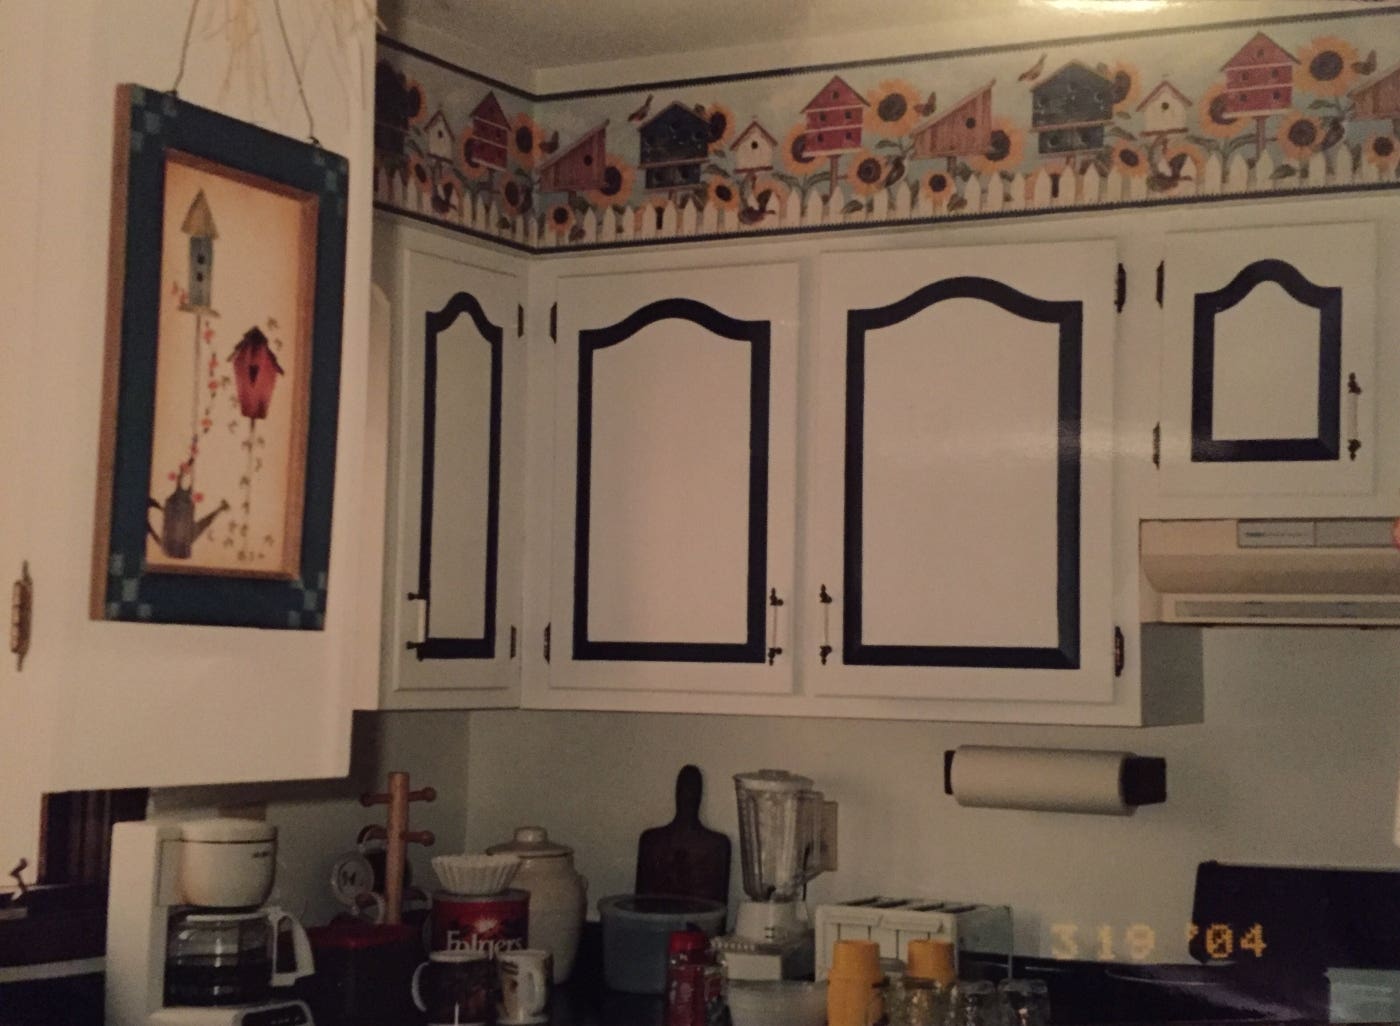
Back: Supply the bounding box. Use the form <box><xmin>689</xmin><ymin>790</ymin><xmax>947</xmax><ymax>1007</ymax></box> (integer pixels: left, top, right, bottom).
<box><xmin>375</xmin><ymin>220</ymin><xmax>523</xmax><ymax>709</ymax></box>
<box><xmin>1158</xmin><ymin>223</ymin><xmax>1377</xmax><ymax>498</ymax></box>
<box><xmin>805</xmin><ymin>241</ymin><xmax>1118</xmax><ymax>704</ymax></box>
<box><xmin>549</xmin><ymin>264</ymin><xmax>799</xmax><ymax>695</ymax></box>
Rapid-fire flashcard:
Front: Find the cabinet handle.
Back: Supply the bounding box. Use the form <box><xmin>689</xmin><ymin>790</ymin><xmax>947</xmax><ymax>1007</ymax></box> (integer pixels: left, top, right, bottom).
<box><xmin>766</xmin><ymin>587</ymin><xmax>784</xmax><ymax>666</ymax></box>
<box><xmin>818</xmin><ymin>584</ymin><xmax>833</xmax><ymax>666</ymax></box>
<box><xmin>1347</xmin><ymin>373</ymin><xmax>1362</xmax><ymax>461</ymax></box>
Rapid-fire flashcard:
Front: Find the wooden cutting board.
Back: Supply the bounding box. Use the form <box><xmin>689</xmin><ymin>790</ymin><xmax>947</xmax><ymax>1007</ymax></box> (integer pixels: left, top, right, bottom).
<box><xmin>635</xmin><ymin>765</ymin><xmax>731</xmax><ymax>905</ymax></box>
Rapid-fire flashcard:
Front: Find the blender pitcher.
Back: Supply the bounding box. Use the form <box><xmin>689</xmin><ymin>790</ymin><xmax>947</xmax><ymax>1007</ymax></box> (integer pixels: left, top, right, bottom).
<box><xmin>733</xmin><ymin>770</ymin><xmax>823</xmax><ymax>942</ymax></box>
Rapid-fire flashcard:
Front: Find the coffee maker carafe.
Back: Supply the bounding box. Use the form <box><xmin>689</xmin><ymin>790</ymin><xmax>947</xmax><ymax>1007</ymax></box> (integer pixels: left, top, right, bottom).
<box><xmin>106</xmin><ymin>819</ymin><xmax>315</xmax><ymax>1026</ymax></box>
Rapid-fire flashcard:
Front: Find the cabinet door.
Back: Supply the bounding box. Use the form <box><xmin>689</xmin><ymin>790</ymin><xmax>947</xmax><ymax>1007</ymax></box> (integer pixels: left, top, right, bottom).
<box><xmin>378</xmin><ymin>224</ymin><xmax>522</xmax><ymax>707</ymax></box>
<box><xmin>806</xmin><ymin>241</ymin><xmax>1118</xmax><ymax>704</ymax></box>
<box><xmin>1159</xmin><ymin>223</ymin><xmax>1377</xmax><ymax>497</ymax></box>
<box><xmin>549</xmin><ymin>264</ymin><xmax>798</xmax><ymax>695</ymax></box>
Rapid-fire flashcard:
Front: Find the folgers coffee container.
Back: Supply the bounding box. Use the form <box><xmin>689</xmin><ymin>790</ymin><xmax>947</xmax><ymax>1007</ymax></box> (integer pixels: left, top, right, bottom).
<box><xmin>430</xmin><ymin>888</ymin><xmax>530</xmax><ymax>957</ymax></box>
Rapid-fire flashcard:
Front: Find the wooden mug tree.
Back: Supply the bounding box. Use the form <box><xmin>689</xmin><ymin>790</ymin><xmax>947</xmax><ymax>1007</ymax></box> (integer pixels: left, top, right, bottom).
<box><xmin>360</xmin><ymin>771</ymin><xmax>436</xmax><ymax>924</ymax></box>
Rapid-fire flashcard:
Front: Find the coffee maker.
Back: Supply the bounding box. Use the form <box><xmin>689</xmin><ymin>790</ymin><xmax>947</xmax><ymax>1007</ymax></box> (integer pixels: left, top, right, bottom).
<box><xmin>106</xmin><ymin>819</ymin><xmax>316</xmax><ymax>1025</ymax></box>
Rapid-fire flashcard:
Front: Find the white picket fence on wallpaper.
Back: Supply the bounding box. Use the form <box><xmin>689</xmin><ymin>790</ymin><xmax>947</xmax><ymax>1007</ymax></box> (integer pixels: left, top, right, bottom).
<box><xmin>376</xmin><ymin>147</ymin><xmax>1395</xmax><ymax>250</ymax></box>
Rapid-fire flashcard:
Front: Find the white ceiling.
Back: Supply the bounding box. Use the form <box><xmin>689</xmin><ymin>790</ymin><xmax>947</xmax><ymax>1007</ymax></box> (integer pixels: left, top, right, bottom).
<box><xmin>384</xmin><ymin>0</ymin><xmax>1395</xmax><ymax>81</ymax></box>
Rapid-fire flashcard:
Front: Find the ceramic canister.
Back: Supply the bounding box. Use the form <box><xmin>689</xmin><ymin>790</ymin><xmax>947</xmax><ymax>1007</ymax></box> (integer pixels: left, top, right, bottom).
<box><xmin>487</xmin><ymin>827</ymin><xmax>587</xmax><ymax>984</ymax></box>
<box><xmin>430</xmin><ymin>889</ymin><xmax>530</xmax><ymax>958</ymax></box>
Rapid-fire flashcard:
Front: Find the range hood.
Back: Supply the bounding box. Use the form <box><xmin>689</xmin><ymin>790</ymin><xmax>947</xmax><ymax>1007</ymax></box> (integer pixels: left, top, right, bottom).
<box><xmin>1141</xmin><ymin>519</ymin><xmax>1400</xmax><ymax>626</ymax></box>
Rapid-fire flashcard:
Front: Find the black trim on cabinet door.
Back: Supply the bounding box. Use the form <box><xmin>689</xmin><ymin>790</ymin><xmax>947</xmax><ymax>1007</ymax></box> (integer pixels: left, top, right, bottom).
<box><xmin>413</xmin><ymin>292</ymin><xmax>503</xmax><ymax>660</ymax></box>
<box><xmin>574</xmin><ymin>298</ymin><xmax>770</xmax><ymax>663</ymax></box>
<box><xmin>1190</xmin><ymin>258</ymin><xmax>1342</xmax><ymax>463</ymax></box>
<box><xmin>843</xmin><ymin>276</ymin><xmax>1082</xmax><ymax>670</ymax></box>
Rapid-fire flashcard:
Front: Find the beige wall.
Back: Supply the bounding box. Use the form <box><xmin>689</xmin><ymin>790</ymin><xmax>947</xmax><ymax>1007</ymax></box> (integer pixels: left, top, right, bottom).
<box><xmin>463</xmin><ymin>628</ymin><xmax>1400</xmax><ymax>961</ymax></box>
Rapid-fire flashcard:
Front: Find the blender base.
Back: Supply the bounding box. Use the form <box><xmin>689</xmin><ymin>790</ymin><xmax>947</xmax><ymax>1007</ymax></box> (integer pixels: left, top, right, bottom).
<box><xmin>715</xmin><ymin>900</ymin><xmax>816</xmax><ymax>981</ymax></box>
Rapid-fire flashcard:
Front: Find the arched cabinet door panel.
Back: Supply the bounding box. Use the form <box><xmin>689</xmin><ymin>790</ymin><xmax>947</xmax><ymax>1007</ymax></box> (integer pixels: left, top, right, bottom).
<box><xmin>1159</xmin><ymin>223</ymin><xmax>1376</xmax><ymax>498</ymax></box>
<box><xmin>549</xmin><ymin>264</ymin><xmax>799</xmax><ymax>696</ymax></box>
<box><xmin>805</xmin><ymin>240</ymin><xmax>1118</xmax><ymax>704</ymax></box>
<box><xmin>375</xmin><ymin>220</ymin><xmax>523</xmax><ymax>708</ymax></box>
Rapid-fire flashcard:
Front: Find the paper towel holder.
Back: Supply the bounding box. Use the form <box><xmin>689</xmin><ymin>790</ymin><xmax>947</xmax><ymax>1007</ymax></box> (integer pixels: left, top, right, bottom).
<box><xmin>943</xmin><ymin>748</ymin><xmax>1167</xmax><ymax>810</ymax></box>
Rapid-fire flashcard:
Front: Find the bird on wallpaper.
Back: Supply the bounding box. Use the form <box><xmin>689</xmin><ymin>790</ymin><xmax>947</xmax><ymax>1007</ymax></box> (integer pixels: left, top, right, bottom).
<box><xmin>914</xmin><ymin>90</ymin><xmax>938</xmax><ymax>117</ymax></box>
<box><xmin>1018</xmin><ymin>53</ymin><xmax>1047</xmax><ymax>82</ymax></box>
<box><xmin>540</xmin><ymin>129</ymin><xmax>560</xmax><ymax>155</ymax></box>
<box><xmin>1353</xmin><ymin>49</ymin><xmax>1378</xmax><ymax>76</ymax></box>
<box><xmin>628</xmin><ymin>93</ymin><xmax>655</xmax><ymax>123</ymax></box>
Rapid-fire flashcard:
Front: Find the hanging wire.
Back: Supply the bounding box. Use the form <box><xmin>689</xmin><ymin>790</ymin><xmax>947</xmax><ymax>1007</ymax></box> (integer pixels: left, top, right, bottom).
<box><xmin>271</xmin><ymin>0</ymin><xmax>320</xmax><ymax>146</ymax></box>
<box><xmin>169</xmin><ymin>0</ymin><xmax>203</xmax><ymax>96</ymax></box>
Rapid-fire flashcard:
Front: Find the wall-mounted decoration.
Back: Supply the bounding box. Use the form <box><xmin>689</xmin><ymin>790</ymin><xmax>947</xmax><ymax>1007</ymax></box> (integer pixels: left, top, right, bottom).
<box><xmin>92</xmin><ymin>85</ymin><xmax>348</xmax><ymax>629</ymax></box>
<box><xmin>374</xmin><ymin>7</ymin><xmax>1400</xmax><ymax>253</ymax></box>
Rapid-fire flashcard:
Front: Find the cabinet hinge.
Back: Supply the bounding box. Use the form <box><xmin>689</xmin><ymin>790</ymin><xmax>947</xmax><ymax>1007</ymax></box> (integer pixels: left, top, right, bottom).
<box><xmin>509</xmin><ymin>625</ymin><xmax>517</xmax><ymax>660</ymax></box>
<box><xmin>517</xmin><ymin>304</ymin><xmax>525</xmax><ymax>338</ymax></box>
<box><xmin>10</xmin><ymin>561</ymin><xmax>32</xmax><ymax>671</ymax></box>
<box><xmin>1115</xmin><ymin>264</ymin><xmax>1126</xmax><ymax>313</ymax></box>
<box><xmin>549</xmin><ymin>303</ymin><xmax>557</xmax><ymax>343</ymax></box>
<box><xmin>1152</xmin><ymin>423</ymin><xmax>1161</xmax><ymax>468</ymax></box>
<box><xmin>1155</xmin><ymin>261</ymin><xmax>1165</xmax><ymax>307</ymax></box>
<box><xmin>543</xmin><ymin>622</ymin><xmax>551</xmax><ymax>663</ymax></box>
<box><xmin>1114</xmin><ymin>626</ymin><xmax>1125</xmax><ymax>677</ymax></box>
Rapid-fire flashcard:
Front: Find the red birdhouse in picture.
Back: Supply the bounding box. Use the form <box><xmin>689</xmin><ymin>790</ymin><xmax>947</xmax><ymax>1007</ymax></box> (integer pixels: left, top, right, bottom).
<box><xmin>230</xmin><ymin>327</ymin><xmax>284</xmax><ymax>420</ymax></box>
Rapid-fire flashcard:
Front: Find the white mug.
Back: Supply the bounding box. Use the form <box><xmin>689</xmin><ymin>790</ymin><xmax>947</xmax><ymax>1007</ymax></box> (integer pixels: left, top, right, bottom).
<box><xmin>497</xmin><ymin>948</ymin><xmax>552</xmax><ymax>1024</ymax></box>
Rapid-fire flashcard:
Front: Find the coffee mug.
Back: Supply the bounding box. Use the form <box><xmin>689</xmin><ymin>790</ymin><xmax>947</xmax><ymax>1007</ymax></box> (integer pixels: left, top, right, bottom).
<box><xmin>411</xmin><ymin>948</ymin><xmax>496</xmax><ymax>1026</ymax></box>
<box><xmin>498</xmin><ymin>948</ymin><xmax>552</xmax><ymax>1024</ymax></box>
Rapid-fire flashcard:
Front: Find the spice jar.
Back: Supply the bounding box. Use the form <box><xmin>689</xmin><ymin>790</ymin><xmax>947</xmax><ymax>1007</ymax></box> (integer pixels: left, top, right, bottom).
<box><xmin>664</xmin><ymin>929</ymin><xmax>724</xmax><ymax>1026</ymax></box>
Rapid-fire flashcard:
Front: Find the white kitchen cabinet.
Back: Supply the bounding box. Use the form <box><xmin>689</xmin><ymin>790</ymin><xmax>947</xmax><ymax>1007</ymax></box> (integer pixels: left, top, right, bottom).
<box><xmin>1158</xmin><ymin>223</ymin><xmax>1377</xmax><ymax>499</ymax></box>
<box><xmin>804</xmin><ymin>240</ymin><xmax>1120</xmax><ymax>704</ymax></box>
<box><xmin>544</xmin><ymin>263</ymin><xmax>800</xmax><ymax>696</ymax></box>
<box><xmin>0</xmin><ymin>0</ymin><xmax>377</xmax><ymax>864</ymax></box>
<box><xmin>372</xmin><ymin>218</ymin><xmax>524</xmax><ymax>709</ymax></box>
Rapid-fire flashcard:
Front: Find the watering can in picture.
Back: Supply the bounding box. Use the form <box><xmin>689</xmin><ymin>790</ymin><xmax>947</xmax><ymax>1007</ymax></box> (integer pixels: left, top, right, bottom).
<box><xmin>148</xmin><ymin>471</ymin><xmax>230</xmax><ymax>559</ymax></box>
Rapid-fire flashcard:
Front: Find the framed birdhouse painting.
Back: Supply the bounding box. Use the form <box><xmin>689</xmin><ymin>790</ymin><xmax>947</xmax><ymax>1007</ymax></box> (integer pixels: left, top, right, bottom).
<box><xmin>92</xmin><ymin>86</ymin><xmax>348</xmax><ymax>630</ymax></box>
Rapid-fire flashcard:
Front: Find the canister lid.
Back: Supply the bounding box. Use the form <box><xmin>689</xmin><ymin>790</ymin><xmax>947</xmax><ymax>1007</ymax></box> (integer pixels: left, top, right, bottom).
<box><xmin>178</xmin><ymin>818</ymin><xmax>277</xmax><ymax>843</ymax></box>
<box><xmin>486</xmin><ymin>826</ymin><xmax>572</xmax><ymax>859</ymax></box>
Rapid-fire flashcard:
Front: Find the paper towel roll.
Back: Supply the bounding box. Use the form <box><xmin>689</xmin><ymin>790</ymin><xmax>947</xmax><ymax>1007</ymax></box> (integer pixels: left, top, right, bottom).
<box><xmin>943</xmin><ymin>746</ymin><xmax>1166</xmax><ymax>816</ymax></box>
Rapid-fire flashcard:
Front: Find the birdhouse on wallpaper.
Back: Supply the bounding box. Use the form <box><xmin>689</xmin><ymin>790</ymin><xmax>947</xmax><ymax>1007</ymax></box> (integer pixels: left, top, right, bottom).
<box><xmin>180</xmin><ymin>189</ymin><xmax>217</xmax><ymax>313</ymax></box>
<box><xmin>539</xmin><ymin>121</ymin><xmax>609</xmax><ymax>194</ymax></box>
<box><xmin>733</xmin><ymin>120</ymin><xmax>777</xmax><ymax>174</ymax></box>
<box><xmin>1351</xmin><ymin>62</ymin><xmax>1400</xmax><ymax>125</ymax></box>
<box><xmin>230</xmin><ymin>327</ymin><xmax>284</xmax><ymax>421</ymax></box>
<box><xmin>1220</xmin><ymin>31</ymin><xmax>1297</xmax><ymax>117</ymax></box>
<box><xmin>468</xmin><ymin>92</ymin><xmax>510</xmax><ymax>171</ymax></box>
<box><xmin>1136</xmin><ymin>80</ymin><xmax>1192</xmax><ymax>136</ymax></box>
<box><xmin>803</xmin><ymin>75</ymin><xmax>868</xmax><ymax>155</ymax></box>
<box><xmin>639</xmin><ymin>102</ymin><xmax>711</xmax><ymax>190</ymax></box>
<box><xmin>424</xmin><ymin>109</ymin><xmax>456</xmax><ymax>162</ymax></box>
<box><xmin>913</xmin><ymin>80</ymin><xmax>995</xmax><ymax>161</ymax></box>
<box><xmin>1032</xmin><ymin>61</ymin><xmax>1114</xmax><ymax>155</ymax></box>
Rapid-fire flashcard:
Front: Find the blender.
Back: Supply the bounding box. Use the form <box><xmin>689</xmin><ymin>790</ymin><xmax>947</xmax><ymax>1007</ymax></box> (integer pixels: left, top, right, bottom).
<box><xmin>714</xmin><ymin>770</ymin><xmax>828</xmax><ymax>981</ymax></box>
<box><xmin>106</xmin><ymin>819</ymin><xmax>316</xmax><ymax>1026</ymax></box>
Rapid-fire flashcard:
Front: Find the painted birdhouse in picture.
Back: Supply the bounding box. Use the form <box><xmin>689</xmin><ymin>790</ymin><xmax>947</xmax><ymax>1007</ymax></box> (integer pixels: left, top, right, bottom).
<box><xmin>1220</xmin><ymin>32</ymin><xmax>1297</xmax><ymax>117</ymax></box>
<box><xmin>230</xmin><ymin>327</ymin><xmax>284</xmax><ymax>420</ymax></box>
<box><xmin>639</xmin><ymin>102</ymin><xmax>711</xmax><ymax>190</ymax></box>
<box><xmin>803</xmin><ymin>75</ymin><xmax>868</xmax><ymax>154</ymax></box>
<box><xmin>1032</xmin><ymin>61</ymin><xmax>1113</xmax><ymax>155</ymax></box>
<box><xmin>913</xmin><ymin>80</ymin><xmax>995</xmax><ymax>160</ymax></box>
<box><xmin>733</xmin><ymin>120</ymin><xmax>777</xmax><ymax>174</ymax></box>
<box><xmin>1136</xmin><ymin>80</ymin><xmax>1192</xmax><ymax>136</ymax></box>
<box><xmin>468</xmin><ymin>92</ymin><xmax>510</xmax><ymax>171</ymax></box>
<box><xmin>539</xmin><ymin>121</ymin><xmax>609</xmax><ymax>194</ymax></box>
<box><xmin>180</xmin><ymin>189</ymin><xmax>217</xmax><ymax>313</ymax></box>
<box><xmin>424</xmin><ymin>109</ymin><xmax>456</xmax><ymax>163</ymax></box>
<box><xmin>1351</xmin><ymin>62</ymin><xmax>1400</xmax><ymax>125</ymax></box>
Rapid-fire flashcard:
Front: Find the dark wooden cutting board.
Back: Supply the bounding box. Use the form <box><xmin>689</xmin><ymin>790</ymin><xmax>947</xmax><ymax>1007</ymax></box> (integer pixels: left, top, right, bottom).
<box><xmin>634</xmin><ymin>765</ymin><xmax>731</xmax><ymax>905</ymax></box>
